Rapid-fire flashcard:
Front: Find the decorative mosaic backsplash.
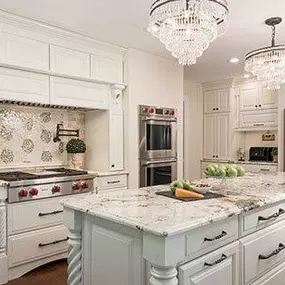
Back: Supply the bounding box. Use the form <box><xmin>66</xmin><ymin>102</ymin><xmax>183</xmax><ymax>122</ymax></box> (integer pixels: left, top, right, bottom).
<box><xmin>0</xmin><ymin>105</ymin><xmax>85</xmax><ymax>168</ymax></box>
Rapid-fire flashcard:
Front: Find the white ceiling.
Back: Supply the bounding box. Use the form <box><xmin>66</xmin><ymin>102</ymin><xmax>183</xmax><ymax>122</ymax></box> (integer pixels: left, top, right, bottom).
<box><xmin>0</xmin><ymin>0</ymin><xmax>284</xmax><ymax>82</ymax></box>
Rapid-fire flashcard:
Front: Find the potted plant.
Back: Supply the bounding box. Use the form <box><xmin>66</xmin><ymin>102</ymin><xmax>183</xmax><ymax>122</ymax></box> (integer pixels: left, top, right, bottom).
<box><xmin>66</xmin><ymin>138</ymin><xmax>86</xmax><ymax>169</ymax></box>
<box><xmin>272</xmin><ymin>147</ymin><xmax>278</xmax><ymax>163</ymax></box>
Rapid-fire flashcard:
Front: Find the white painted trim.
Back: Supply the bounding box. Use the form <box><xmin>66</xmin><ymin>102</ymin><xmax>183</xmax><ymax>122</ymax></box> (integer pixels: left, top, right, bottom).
<box><xmin>202</xmin><ymin>79</ymin><xmax>233</xmax><ymax>91</ymax></box>
<box><xmin>0</xmin><ymin>62</ymin><xmax>127</xmax><ymax>87</ymax></box>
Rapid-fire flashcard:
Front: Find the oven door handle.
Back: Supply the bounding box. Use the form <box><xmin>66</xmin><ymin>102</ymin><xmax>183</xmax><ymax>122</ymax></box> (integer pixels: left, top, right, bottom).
<box><xmin>142</xmin><ymin>160</ymin><xmax>177</xmax><ymax>166</ymax></box>
<box><xmin>142</xmin><ymin>118</ymin><xmax>177</xmax><ymax>123</ymax></box>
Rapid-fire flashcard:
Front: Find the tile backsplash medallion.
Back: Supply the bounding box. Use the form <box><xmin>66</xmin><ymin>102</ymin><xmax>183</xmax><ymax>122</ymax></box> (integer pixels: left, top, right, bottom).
<box><xmin>0</xmin><ymin>105</ymin><xmax>85</xmax><ymax>168</ymax></box>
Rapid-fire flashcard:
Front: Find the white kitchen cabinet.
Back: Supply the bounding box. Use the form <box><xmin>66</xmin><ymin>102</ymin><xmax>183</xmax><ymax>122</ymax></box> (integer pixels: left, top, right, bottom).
<box><xmin>204</xmin><ymin>89</ymin><xmax>230</xmax><ymax>114</ymax></box>
<box><xmin>0</xmin><ymin>255</ymin><xmax>7</xmax><ymax>285</ymax></box>
<box><xmin>109</xmin><ymin>110</ymin><xmax>124</xmax><ymax>171</ymax></box>
<box><xmin>50</xmin><ymin>76</ymin><xmax>109</xmax><ymax>109</ymax></box>
<box><xmin>94</xmin><ymin>173</ymin><xmax>128</xmax><ymax>193</ymax></box>
<box><xmin>91</xmin><ymin>54</ymin><xmax>123</xmax><ymax>84</ymax></box>
<box><xmin>0</xmin><ymin>32</ymin><xmax>49</xmax><ymax>71</ymax></box>
<box><xmin>239</xmin><ymin>83</ymin><xmax>277</xmax><ymax>112</ymax></box>
<box><xmin>179</xmin><ymin>242</ymin><xmax>239</xmax><ymax>285</ymax></box>
<box><xmin>240</xmin><ymin>220</ymin><xmax>285</xmax><ymax>285</ymax></box>
<box><xmin>203</xmin><ymin>114</ymin><xmax>230</xmax><ymax>160</ymax></box>
<box><xmin>0</xmin><ymin>67</ymin><xmax>49</xmax><ymax>104</ymax></box>
<box><xmin>239</xmin><ymin>109</ymin><xmax>277</xmax><ymax>129</ymax></box>
<box><xmin>50</xmin><ymin>45</ymin><xmax>90</xmax><ymax>78</ymax></box>
<box><xmin>250</xmin><ymin>260</ymin><xmax>285</xmax><ymax>285</ymax></box>
<box><xmin>241</xmin><ymin>164</ymin><xmax>278</xmax><ymax>174</ymax></box>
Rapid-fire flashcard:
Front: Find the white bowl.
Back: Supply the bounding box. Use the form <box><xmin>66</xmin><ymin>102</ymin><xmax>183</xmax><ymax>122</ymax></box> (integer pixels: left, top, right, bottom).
<box><xmin>190</xmin><ymin>184</ymin><xmax>213</xmax><ymax>194</ymax></box>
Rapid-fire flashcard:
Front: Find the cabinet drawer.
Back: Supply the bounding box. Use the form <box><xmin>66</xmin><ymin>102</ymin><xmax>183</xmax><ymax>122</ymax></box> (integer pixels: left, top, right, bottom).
<box><xmin>250</xmin><ymin>260</ymin><xmax>285</xmax><ymax>285</ymax></box>
<box><xmin>0</xmin><ymin>67</ymin><xmax>49</xmax><ymax>104</ymax></box>
<box><xmin>241</xmin><ymin>220</ymin><xmax>285</xmax><ymax>284</ymax></box>
<box><xmin>241</xmin><ymin>164</ymin><xmax>277</xmax><ymax>173</ymax></box>
<box><xmin>179</xmin><ymin>242</ymin><xmax>239</xmax><ymax>285</ymax></box>
<box><xmin>186</xmin><ymin>216</ymin><xmax>238</xmax><ymax>259</ymax></box>
<box><xmin>50</xmin><ymin>45</ymin><xmax>90</xmax><ymax>77</ymax></box>
<box><xmin>96</xmin><ymin>174</ymin><xmax>128</xmax><ymax>191</ymax></box>
<box><xmin>8</xmin><ymin>197</ymin><xmax>64</xmax><ymax>235</ymax></box>
<box><xmin>8</xmin><ymin>225</ymin><xmax>68</xmax><ymax>267</ymax></box>
<box><xmin>242</xmin><ymin>202</ymin><xmax>285</xmax><ymax>235</ymax></box>
<box><xmin>0</xmin><ymin>32</ymin><xmax>49</xmax><ymax>71</ymax></box>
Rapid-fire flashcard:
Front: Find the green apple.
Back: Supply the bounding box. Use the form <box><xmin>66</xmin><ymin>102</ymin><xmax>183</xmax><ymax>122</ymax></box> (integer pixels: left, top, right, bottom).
<box><xmin>170</xmin><ymin>180</ymin><xmax>184</xmax><ymax>193</ymax></box>
<box><xmin>226</xmin><ymin>166</ymin><xmax>238</xmax><ymax>177</ymax></box>
<box><xmin>215</xmin><ymin>167</ymin><xmax>226</xmax><ymax>177</ymax></box>
<box><xmin>235</xmin><ymin>165</ymin><xmax>245</xmax><ymax>177</ymax></box>
<box><xmin>205</xmin><ymin>165</ymin><xmax>216</xmax><ymax>176</ymax></box>
<box><xmin>181</xmin><ymin>179</ymin><xmax>191</xmax><ymax>190</ymax></box>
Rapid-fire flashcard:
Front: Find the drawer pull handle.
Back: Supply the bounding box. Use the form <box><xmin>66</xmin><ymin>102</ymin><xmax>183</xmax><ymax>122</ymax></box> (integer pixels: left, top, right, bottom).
<box><xmin>204</xmin><ymin>254</ymin><xmax>227</xmax><ymax>267</ymax></box>
<box><xmin>258</xmin><ymin>209</ymin><xmax>285</xmax><ymax>221</ymax></box>
<box><xmin>38</xmin><ymin>210</ymin><xmax>63</xmax><ymax>217</ymax></box>
<box><xmin>259</xmin><ymin>243</ymin><xmax>285</xmax><ymax>260</ymax></box>
<box><xmin>204</xmin><ymin>231</ymin><xmax>227</xmax><ymax>242</ymax></box>
<box><xmin>38</xmin><ymin>237</ymin><xmax>68</xmax><ymax>248</ymax></box>
<box><xmin>107</xmin><ymin>180</ymin><xmax>120</xmax><ymax>184</ymax></box>
<box><xmin>260</xmin><ymin>168</ymin><xmax>270</xmax><ymax>172</ymax></box>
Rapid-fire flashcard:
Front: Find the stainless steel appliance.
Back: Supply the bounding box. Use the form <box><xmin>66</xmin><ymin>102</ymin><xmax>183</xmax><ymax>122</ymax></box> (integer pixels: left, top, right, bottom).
<box><xmin>139</xmin><ymin>105</ymin><xmax>178</xmax><ymax>187</ymax></box>
<box><xmin>249</xmin><ymin>147</ymin><xmax>274</xmax><ymax>162</ymax></box>
<box><xmin>140</xmin><ymin>159</ymin><xmax>177</xmax><ymax>188</ymax></box>
<box><xmin>0</xmin><ymin>168</ymin><xmax>95</xmax><ymax>203</ymax></box>
<box><xmin>139</xmin><ymin>105</ymin><xmax>177</xmax><ymax>160</ymax></box>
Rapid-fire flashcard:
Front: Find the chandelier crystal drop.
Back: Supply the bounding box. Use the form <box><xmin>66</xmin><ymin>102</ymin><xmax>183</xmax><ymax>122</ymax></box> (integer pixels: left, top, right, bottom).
<box><xmin>148</xmin><ymin>0</ymin><xmax>229</xmax><ymax>65</ymax></box>
<box><xmin>245</xmin><ymin>17</ymin><xmax>285</xmax><ymax>90</ymax></box>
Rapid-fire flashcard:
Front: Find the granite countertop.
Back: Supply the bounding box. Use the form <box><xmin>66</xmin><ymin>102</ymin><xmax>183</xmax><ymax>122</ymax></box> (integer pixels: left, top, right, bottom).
<box><xmin>61</xmin><ymin>173</ymin><xmax>285</xmax><ymax>237</ymax></box>
<box><xmin>88</xmin><ymin>170</ymin><xmax>129</xmax><ymax>177</ymax></box>
<box><xmin>201</xmin><ymin>159</ymin><xmax>278</xmax><ymax>166</ymax></box>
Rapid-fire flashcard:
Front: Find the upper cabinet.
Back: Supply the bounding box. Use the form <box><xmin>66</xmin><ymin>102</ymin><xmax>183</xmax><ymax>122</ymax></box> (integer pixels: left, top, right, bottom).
<box><xmin>50</xmin><ymin>45</ymin><xmax>90</xmax><ymax>78</ymax></box>
<box><xmin>91</xmin><ymin>54</ymin><xmax>123</xmax><ymax>84</ymax></box>
<box><xmin>0</xmin><ymin>67</ymin><xmax>49</xmax><ymax>104</ymax></box>
<box><xmin>204</xmin><ymin>89</ymin><xmax>230</xmax><ymax>114</ymax></box>
<box><xmin>0</xmin><ymin>32</ymin><xmax>49</xmax><ymax>71</ymax></box>
<box><xmin>50</xmin><ymin>77</ymin><xmax>109</xmax><ymax>109</ymax></box>
<box><xmin>239</xmin><ymin>83</ymin><xmax>277</xmax><ymax>112</ymax></box>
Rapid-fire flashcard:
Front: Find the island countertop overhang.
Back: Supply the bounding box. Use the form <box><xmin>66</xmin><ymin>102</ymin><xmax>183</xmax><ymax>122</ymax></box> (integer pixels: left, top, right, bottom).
<box><xmin>61</xmin><ymin>173</ymin><xmax>285</xmax><ymax>237</ymax></box>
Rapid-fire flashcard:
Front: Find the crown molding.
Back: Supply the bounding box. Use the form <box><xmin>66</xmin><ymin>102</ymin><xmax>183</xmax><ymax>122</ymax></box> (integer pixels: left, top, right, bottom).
<box><xmin>0</xmin><ymin>9</ymin><xmax>127</xmax><ymax>60</ymax></box>
<box><xmin>202</xmin><ymin>78</ymin><xmax>234</xmax><ymax>91</ymax></box>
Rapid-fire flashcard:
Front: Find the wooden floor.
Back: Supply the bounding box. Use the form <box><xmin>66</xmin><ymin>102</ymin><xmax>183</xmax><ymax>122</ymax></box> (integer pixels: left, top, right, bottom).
<box><xmin>8</xmin><ymin>260</ymin><xmax>67</xmax><ymax>285</ymax></box>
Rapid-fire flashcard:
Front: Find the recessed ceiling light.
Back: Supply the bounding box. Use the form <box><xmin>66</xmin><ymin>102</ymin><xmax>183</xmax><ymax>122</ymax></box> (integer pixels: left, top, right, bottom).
<box><xmin>244</xmin><ymin>74</ymin><xmax>251</xmax><ymax>79</ymax></box>
<box><xmin>229</xmin><ymin>57</ymin><xmax>240</xmax><ymax>63</ymax></box>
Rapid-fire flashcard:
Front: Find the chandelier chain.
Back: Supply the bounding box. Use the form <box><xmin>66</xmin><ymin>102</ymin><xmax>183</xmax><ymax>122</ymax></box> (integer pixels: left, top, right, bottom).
<box><xmin>271</xmin><ymin>25</ymin><xmax>276</xmax><ymax>47</ymax></box>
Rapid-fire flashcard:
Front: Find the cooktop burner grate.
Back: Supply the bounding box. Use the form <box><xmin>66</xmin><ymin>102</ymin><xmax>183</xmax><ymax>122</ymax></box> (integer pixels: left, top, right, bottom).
<box><xmin>0</xmin><ymin>171</ymin><xmax>38</xmax><ymax>182</ymax></box>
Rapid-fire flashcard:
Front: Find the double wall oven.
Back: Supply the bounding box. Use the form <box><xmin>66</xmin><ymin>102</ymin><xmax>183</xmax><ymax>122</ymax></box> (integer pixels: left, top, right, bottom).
<box><xmin>139</xmin><ymin>105</ymin><xmax>177</xmax><ymax>187</ymax></box>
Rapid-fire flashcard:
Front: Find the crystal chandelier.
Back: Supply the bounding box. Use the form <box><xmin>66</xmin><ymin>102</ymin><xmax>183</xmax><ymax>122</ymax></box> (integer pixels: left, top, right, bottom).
<box><xmin>245</xmin><ymin>17</ymin><xmax>285</xmax><ymax>90</ymax></box>
<box><xmin>148</xmin><ymin>0</ymin><xmax>229</xmax><ymax>65</ymax></box>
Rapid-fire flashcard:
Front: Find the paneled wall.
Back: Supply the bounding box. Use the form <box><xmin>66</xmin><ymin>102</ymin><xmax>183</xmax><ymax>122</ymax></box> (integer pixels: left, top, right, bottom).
<box><xmin>0</xmin><ymin>105</ymin><xmax>85</xmax><ymax>168</ymax></box>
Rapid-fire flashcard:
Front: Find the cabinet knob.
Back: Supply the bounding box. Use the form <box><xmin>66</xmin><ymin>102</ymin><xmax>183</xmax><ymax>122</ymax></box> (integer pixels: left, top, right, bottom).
<box><xmin>259</xmin><ymin>104</ymin><xmax>262</xmax><ymax>107</ymax></box>
<box><xmin>255</xmin><ymin>105</ymin><xmax>258</xmax><ymax>108</ymax></box>
<box><xmin>111</xmin><ymin>164</ymin><xmax>115</xmax><ymax>168</ymax></box>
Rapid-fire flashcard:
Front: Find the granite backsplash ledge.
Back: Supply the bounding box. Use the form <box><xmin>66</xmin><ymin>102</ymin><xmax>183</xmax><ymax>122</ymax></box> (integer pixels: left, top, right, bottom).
<box><xmin>0</xmin><ymin>105</ymin><xmax>85</xmax><ymax>168</ymax></box>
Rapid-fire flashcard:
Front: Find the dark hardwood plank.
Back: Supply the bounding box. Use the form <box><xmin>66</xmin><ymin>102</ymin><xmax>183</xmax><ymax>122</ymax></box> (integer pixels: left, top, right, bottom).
<box><xmin>8</xmin><ymin>259</ymin><xmax>67</xmax><ymax>285</ymax></box>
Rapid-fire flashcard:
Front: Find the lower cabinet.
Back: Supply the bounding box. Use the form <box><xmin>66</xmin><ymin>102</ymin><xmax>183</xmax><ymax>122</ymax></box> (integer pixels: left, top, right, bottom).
<box><xmin>0</xmin><ymin>254</ymin><xmax>7</xmax><ymax>284</ymax></box>
<box><xmin>250</xmin><ymin>261</ymin><xmax>285</xmax><ymax>285</ymax></box>
<box><xmin>179</xmin><ymin>242</ymin><xmax>239</xmax><ymax>285</ymax></box>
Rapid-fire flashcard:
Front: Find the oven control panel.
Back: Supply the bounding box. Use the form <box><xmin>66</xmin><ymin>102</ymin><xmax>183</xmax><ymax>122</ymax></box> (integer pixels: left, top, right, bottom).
<box><xmin>139</xmin><ymin>105</ymin><xmax>176</xmax><ymax>117</ymax></box>
<box><xmin>8</xmin><ymin>179</ymin><xmax>94</xmax><ymax>203</ymax></box>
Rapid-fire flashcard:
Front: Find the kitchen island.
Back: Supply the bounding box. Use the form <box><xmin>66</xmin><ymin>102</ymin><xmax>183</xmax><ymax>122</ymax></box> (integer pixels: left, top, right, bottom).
<box><xmin>62</xmin><ymin>173</ymin><xmax>285</xmax><ymax>285</ymax></box>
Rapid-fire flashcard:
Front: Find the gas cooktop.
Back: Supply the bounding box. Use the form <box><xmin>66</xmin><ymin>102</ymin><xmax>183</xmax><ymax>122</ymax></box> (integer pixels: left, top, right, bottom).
<box><xmin>0</xmin><ymin>168</ymin><xmax>88</xmax><ymax>182</ymax></box>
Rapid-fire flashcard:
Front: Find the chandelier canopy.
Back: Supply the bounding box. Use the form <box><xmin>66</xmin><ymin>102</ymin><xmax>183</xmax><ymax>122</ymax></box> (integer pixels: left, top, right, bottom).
<box><xmin>148</xmin><ymin>0</ymin><xmax>229</xmax><ymax>65</ymax></box>
<box><xmin>245</xmin><ymin>17</ymin><xmax>285</xmax><ymax>90</ymax></box>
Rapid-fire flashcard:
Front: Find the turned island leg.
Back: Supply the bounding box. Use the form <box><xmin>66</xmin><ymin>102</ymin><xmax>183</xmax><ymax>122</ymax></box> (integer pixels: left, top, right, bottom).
<box><xmin>64</xmin><ymin>207</ymin><xmax>83</xmax><ymax>285</ymax></box>
<box><xmin>150</xmin><ymin>264</ymin><xmax>178</xmax><ymax>285</ymax></box>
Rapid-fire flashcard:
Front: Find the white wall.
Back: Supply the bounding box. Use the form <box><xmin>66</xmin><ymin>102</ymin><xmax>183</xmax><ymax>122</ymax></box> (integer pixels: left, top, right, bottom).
<box><xmin>124</xmin><ymin>49</ymin><xmax>184</xmax><ymax>188</ymax></box>
<box><xmin>183</xmin><ymin>79</ymin><xmax>203</xmax><ymax>179</ymax></box>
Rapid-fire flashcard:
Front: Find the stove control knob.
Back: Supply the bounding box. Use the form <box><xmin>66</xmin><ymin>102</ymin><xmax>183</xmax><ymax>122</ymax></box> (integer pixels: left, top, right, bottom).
<box><xmin>149</xmin><ymin>108</ymin><xmax>155</xmax><ymax>114</ymax></box>
<box><xmin>170</xmin><ymin>110</ymin><xmax>175</xmax><ymax>115</ymax></box>
<box><xmin>29</xmin><ymin>188</ymin><xmax>39</xmax><ymax>196</ymax></box>
<box><xmin>18</xmin><ymin>189</ymin><xmax>28</xmax><ymax>198</ymax></box>
<box><xmin>72</xmin><ymin>183</ymin><xmax>80</xmax><ymax>191</ymax></box>
<box><xmin>142</xmin><ymin>107</ymin><xmax>148</xmax><ymax>113</ymax></box>
<box><xmin>81</xmin><ymin>181</ymin><xmax>88</xmax><ymax>189</ymax></box>
<box><xmin>164</xmin><ymin>109</ymin><xmax>170</xmax><ymax>115</ymax></box>
<box><xmin>52</xmin><ymin>185</ymin><xmax>61</xmax><ymax>193</ymax></box>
